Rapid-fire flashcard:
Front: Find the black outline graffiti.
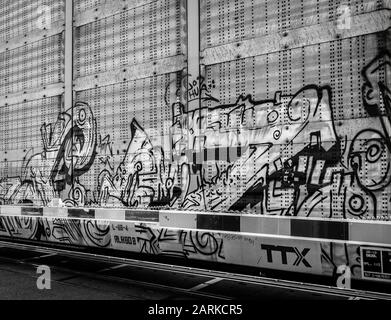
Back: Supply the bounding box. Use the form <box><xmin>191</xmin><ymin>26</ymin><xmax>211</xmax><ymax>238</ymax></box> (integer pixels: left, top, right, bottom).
<box><xmin>0</xmin><ymin>216</ymin><xmax>110</xmax><ymax>248</ymax></box>
<box><xmin>0</xmin><ymin>52</ymin><xmax>390</xmax><ymax>222</ymax></box>
<box><xmin>0</xmin><ymin>102</ymin><xmax>97</xmax><ymax>206</ymax></box>
<box><xmin>135</xmin><ymin>225</ymin><xmax>224</xmax><ymax>259</ymax></box>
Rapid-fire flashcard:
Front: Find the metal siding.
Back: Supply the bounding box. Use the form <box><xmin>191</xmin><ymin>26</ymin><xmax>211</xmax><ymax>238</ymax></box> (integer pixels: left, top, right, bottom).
<box><xmin>198</xmin><ymin>1</ymin><xmax>390</xmax><ymax>218</ymax></box>
<box><xmin>71</xmin><ymin>0</ymin><xmax>187</xmax><ymax>208</ymax></box>
<box><xmin>200</xmin><ymin>0</ymin><xmax>389</xmax><ymax>51</ymax></box>
<box><xmin>0</xmin><ymin>1</ymin><xmax>65</xmax><ymax>206</ymax></box>
<box><xmin>0</xmin><ymin>0</ymin><xmax>64</xmax><ymax>43</ymax></box>
<box><xmin>0</xmin><ymin>34</ymin><xmax>64</xmax><ymax>97</ymax></box>
<box><xmin>74</xmin><ymin>0</ymin><xmax>183</xmax><ymax>78</ymax></box>
<box><xmin>0</xmin><ymin>0</ymin><xmax>389</xmax><ymax>221</ymax></box>
<box><xmin>74</xmin><ymin>0</ymin><xmax>101</xmax><ymax>15</ymax></box>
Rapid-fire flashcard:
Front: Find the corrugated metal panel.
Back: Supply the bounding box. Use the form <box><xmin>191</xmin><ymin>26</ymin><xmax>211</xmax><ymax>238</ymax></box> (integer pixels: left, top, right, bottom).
<box><xmin>0</xmin><ymin>1</ymin><xmax>65</xmax><ymax>206</ymax></box>
<box><xmin>70</xmin><ymin>0</ymin><xmax>187</xmax><ymax>208</ymax></box>
<box><xmin>0</xmin><ymin>95</ymin><xmax>63</xmax><ymax>206</ymax></box>
<box><xmin>0</xmin><ymin>0</ymin><xmax>389</xmax><ymax>222</ymax></box>
<box><xmin>0</xmin><ymin>34</ymin><xmax>64</xmax><ymax>96</ymax></box>
<box><xmin>74</xmin><ymin>71</ymin><xmax>181</xmax><ymax>208</ymax></box>
<box><xmin>203</xmin><ymin>34</ymin><xmax>384</xmax><ymax>121</ymax></box>
<box><xmin>74</xmin><ymin>0</ymin><xmax>101</xmax><ymax>15</ymax></box>
<box><xmin>0</xmin><ymin>0</ymin><xmax>64</xmax><ymax>43</ymax></box>
<box><xmin>74</xmin><ymin>0</ymin><xmax>184</xmax><ymax>78</ymax></box>
<box><xmin>0</xmin><ymin>97</ymin><xmax>62</xmax><ymax>152</ymax></box>
<box><xmin>200</xmin><ymin>0</ymin><xmax>389</xmax><ymax>50</ymax></box>
<box><xmin>198</xmin><ymin>0</ymin><xmax>390</xmax><ymax>219</ymax></box>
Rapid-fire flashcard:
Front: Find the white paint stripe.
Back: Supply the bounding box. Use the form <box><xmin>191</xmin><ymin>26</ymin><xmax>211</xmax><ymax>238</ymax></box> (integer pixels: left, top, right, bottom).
<box><xmin>189</xmin><ymin>278</ymin><xmax>223</xmax><ymax>292</ymax></box>
<box><xmin>97</xmin><ymin>264</ymin><xmax>128</xmax><ymax>273</ymax></box>
<box><xmin>22</xmin><ymin>253</ymin><xmax>57</xmax><ymax>262</ymax></box>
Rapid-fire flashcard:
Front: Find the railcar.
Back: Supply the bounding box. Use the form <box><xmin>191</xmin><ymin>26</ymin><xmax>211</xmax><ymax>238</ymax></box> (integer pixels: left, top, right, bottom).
<box><xmin>0</xmin><ymin>0</ymin><xmax>390</xmax><ymax>288</ymax></box>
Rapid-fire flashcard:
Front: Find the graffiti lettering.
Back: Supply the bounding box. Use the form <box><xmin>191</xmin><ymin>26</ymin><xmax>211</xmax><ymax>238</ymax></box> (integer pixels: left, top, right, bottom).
<box><xmin>0</xmin><ymin>52</ymin><xmax>390</xmax><ymax>227</ymax></box>
<box><xmin>187</xmin><ymin>76</ymin><xmax>217</xmax><ymax>103</ymax></box>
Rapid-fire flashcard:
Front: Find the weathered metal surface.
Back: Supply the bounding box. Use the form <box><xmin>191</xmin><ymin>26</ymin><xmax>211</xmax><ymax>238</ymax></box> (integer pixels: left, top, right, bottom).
<box><xmin>0</xmin><ymin>211</ymin><xmax>389</xmax><ymax>281</ymax></box>
<box><xmin>202</xmin><ymin>10</ymin><xmax>391</xmax><ymax>66</ymax></box>
<box><xmin>1</xmin><ymin>0</ymin><xmax>391</xmax><ymax>286</ymax></box>
<box><xmin>0</xmin><ymin>0</ymin><xmax>390</xmax><ymax>223</ymax></box>
<box><xmin>74</xmin><ymin>0</ymin><xmax>186</xmax><ymax>78</ymax></box>
<box><xmin>74</xmin><ymin>55</ymin><xmax>186</xmax><ymax>91</ymax></box>
<box><xmin>74</xmin><ymin>0</ymin><xmax>160</xmax><ymax>27</ymax></box>
<box><xmin>0</xmin><ymin>83</ymin><xmax>64</xmax><ymax>108</ymax></box>
<box><xmin>200</xmin><ymin>0</ymin><xmax>391</xmax><ymax>51</ymax></box>
<box><xmin>0</xmin><ymin>20</ymin><xmax>64</xmax><ymax>54</ymax></box>
<box><xmin>0</xmin><ymin>33</ymin><xmax>64</xmax><ymax>98</ymax></box>
<box><xmin>0</xmin><ymin>0</ymin><xmax>64</xmax><ymax>43</ymax></box>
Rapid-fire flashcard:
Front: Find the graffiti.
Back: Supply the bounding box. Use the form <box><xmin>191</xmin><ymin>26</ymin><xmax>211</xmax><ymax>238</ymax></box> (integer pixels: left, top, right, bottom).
<box><xmin>135</xmin><ymin>225</ymin><xmax>161</xmax><ymax>255</ymax></box>
<box><xmin>362</xmin><ymin>52</ymin><xmax>391</xmax><ymax>119</ymax></box>
<box><xmin>0</xmin><ymin>215</ymin><xmax>374</xmax><ymax>281</ymax></box>
<box><xmin>182</xmin><ymin>231</ymin><xmax>225</xmax><ymax>259</ymax></box>
<box><xmin>97</xmin><ymin>134</ymin><xmax>114</xmax><ymax>171</ymax></box>
<box><xmin>133</xmin><ymin>225</ymin><xmax>224</xmax><ymax>259</ymax></box>
<box><xmin>0</xmin><ymin>216</ymin><xmax>110</xmax><ymax>247</ymax></box>
<box><xmin>98</xmin><ymin>120</ymin><xmax>180</xmax><ymax>208</ymax></box>
<box><xmin>176</xmin><ymin>85</ymin><xmax>339</xmax><ymax>214</ymax></box>
<box><xmin>294</xmin><ymin>51</ymin><xmax>391</xmax><ymax>219</ymax></box>
<box><xmin>0</xmin><ymin>52</ymin><xmax>390</xmax><ymax>222</ymax></box>
<box><xmin>0</xmin><ymin>216</ymin><xmax>40</xmax><ymax>240</ymax></box>
<box><xmin>187</xmin><ymin>75</ymin><xmax>217</xmax><ymax>103</ymax></box>
<box><xmin>0</xmin><ymin>102</ymin><xmax>97</xmax><ymax>206</ymax></box>
<box><xmin>321</xmin><ymin>242</ymin><xmax>361</xmax><ymax>281</ymax></box>
<box><xmin>172</xmin><ymin>51</ymin><xmax>390</xmax><ymax>219</ymax></box>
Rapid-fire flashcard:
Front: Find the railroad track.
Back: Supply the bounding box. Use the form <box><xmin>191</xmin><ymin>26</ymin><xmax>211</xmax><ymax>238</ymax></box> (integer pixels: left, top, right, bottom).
<box><xmin>0</xmin><ymin>239</ymin><xmax>389</xmax><ymax>300</ymax></box>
